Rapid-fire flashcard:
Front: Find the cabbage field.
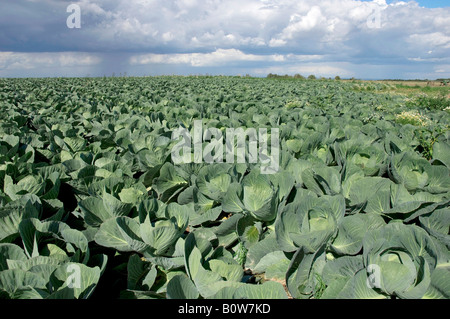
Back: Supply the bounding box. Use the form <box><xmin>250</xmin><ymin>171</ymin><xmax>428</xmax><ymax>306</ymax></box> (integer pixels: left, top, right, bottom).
<box><xmin>0</xmin><ymin>76</ymin><xmax>449</xmax><ymax>299</ymax></box>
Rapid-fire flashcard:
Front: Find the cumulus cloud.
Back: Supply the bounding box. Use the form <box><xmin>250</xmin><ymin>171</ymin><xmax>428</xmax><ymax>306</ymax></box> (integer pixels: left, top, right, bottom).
<box><xmin>130</xmin><ymin>49</ymin><xmax>289</xmax><ymax>67</ymax></box>
<box><xmin>409</xmin><ymin>33</ymin><xmax>450</xmax><ymax>49</ymax></box>
<box><xmin>3</xmin><ymin>0</ymin><xmax>440</xmax><ymax>53</ymax></box>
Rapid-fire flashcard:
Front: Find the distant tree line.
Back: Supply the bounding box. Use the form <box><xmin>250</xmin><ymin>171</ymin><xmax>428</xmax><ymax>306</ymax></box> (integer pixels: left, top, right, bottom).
<box><xmin>267</xmin><ymin>73</ymin><xmax>342</xmax><ymax>80</ymax></box>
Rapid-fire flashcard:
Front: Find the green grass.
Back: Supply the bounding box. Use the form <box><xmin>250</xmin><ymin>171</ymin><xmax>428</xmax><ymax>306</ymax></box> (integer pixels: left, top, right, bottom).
<box><xmin>393</xmin><ymin>84</ymin><xmax>450</xmax><ymax>97</ymax></box>
<box><xmin>406</xmin><ymin>94</ymin><xmax>450</xmax><ymax>111</ymax></box>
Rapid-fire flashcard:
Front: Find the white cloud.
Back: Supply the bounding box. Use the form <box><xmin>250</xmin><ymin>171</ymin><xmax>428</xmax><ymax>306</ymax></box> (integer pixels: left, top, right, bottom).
<box><xmin>269</xmin><ymin>38</ymin><xmax>287</xmax><ymax>47</ymax></box>
<box><xmin>407</xmin><ymin>56</ymin><xmax>450</xmax><ymax>63</ymax></box>
<box><xmin>78</xmin><ymin>0</ymin><xmax>111</xmax><ymax>16</ymax></box>
<box><xmin>409</xmin><ymin>32</ymin><xmax>450</xmax><ymax>49</ymax></box>
<box><xmin>286</xmin><ymin>6</ymin><xmax>325</xmax><ymax>34</ymax></box>
<box><xmin>0</xmin><ymin>52</ymin><xmax>101</xmax><ymax>70</ymax></box>
<box><xmin>130</xmin><ymin>49</ymin><xmax>289</xmax><ymax>67</ymax></box>
<box><xmin>434</xmin><ymin>65</ymin><xmax>450</xmax><ymax>74</ymax></box>
<box><xmin>4</xmin><ymin>0</ymin><xmax>450</xmax><ymax>56</ymax></box>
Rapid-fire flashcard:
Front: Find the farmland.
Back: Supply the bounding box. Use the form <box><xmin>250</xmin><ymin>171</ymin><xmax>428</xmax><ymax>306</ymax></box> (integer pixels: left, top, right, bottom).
<box><xmin>0</xmin><ymin>76</ymin><xmax>449</xmax><ymax>299</ymax></box>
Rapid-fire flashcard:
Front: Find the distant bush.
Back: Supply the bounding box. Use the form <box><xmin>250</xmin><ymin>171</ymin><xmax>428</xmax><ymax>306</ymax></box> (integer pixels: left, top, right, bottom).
<box><xmin>267</xmin><ymin>73</ymin><xmax>306</xmax><ymax>79</ymax></box>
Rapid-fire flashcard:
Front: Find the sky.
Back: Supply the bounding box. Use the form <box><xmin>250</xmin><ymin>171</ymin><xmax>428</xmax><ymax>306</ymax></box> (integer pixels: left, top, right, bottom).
<box><xmin>0</xmin><ymin>0</ymin><xmax>449</xmax><ymax>79</ymax></box>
